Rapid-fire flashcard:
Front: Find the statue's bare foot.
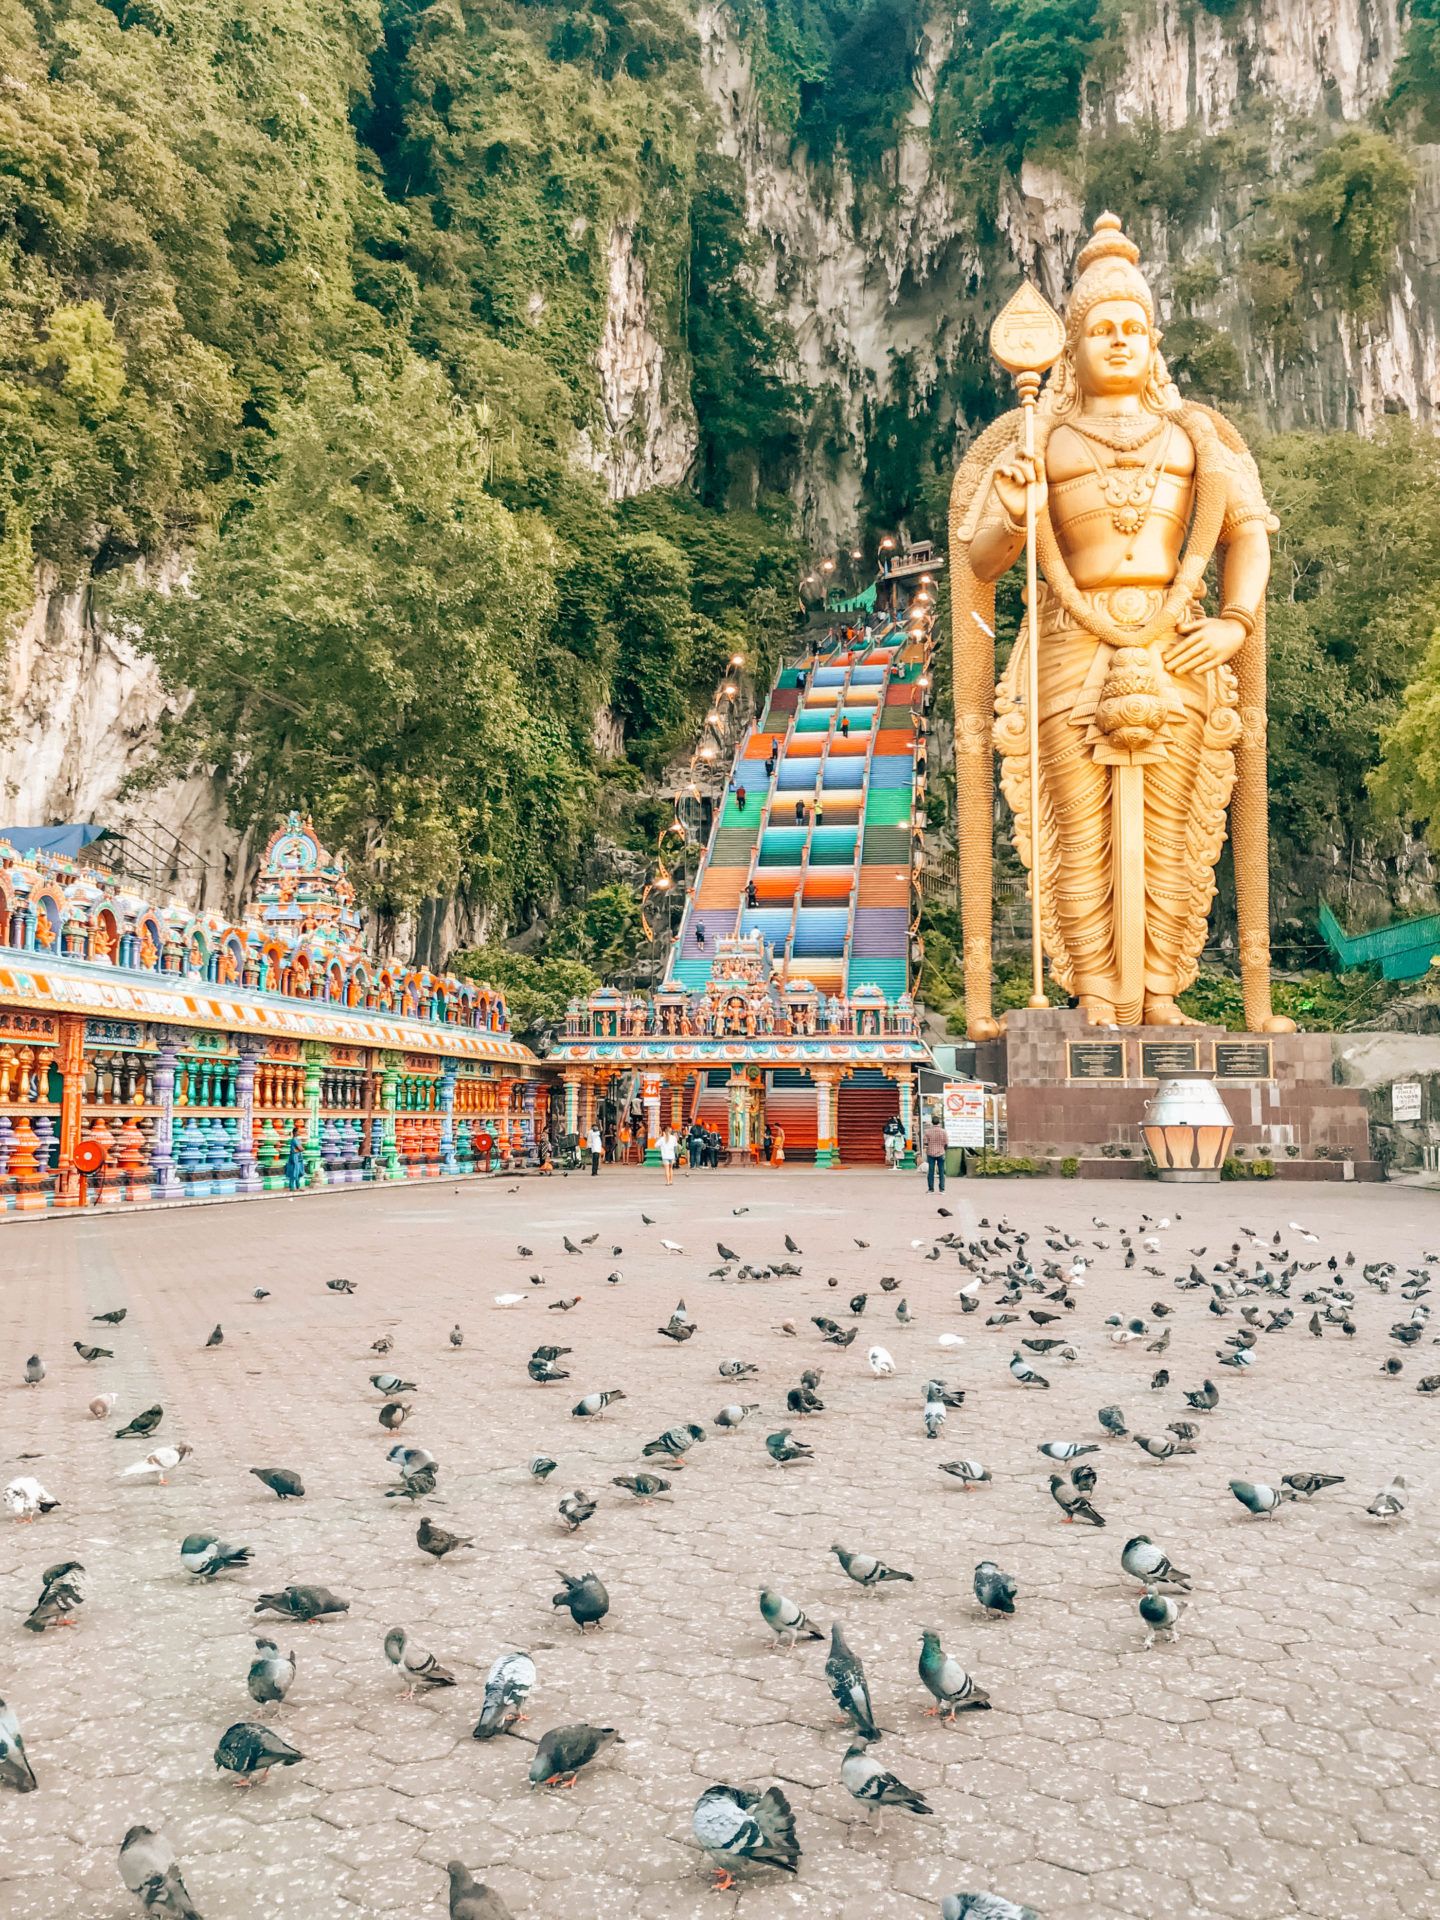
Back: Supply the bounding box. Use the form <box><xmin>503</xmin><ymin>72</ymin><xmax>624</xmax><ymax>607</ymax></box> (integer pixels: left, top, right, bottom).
<box><xmin>1261</xmin><ymin>1014</ymin><xmax>1297</xmax><ymax>1034</ymax></box>
<box><xmin>968</xmin><ymin>1017</ymin><xmax>1001</xmax><ymax>1041</ymax></box>
<box><xmin>1143</xmin><ymin>998</ymin><xmax>1200</xmax><ymax>1028</ymax></box>
<box><xmin>1078</xmin><ymin>996</ymin><xmax>1117</xmax><ymax>1025</ymax></box>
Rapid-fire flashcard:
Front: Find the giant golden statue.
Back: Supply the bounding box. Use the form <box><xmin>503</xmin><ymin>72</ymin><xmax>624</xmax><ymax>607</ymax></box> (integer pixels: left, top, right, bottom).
<box><xmin>950</xmin><ymin>213</ymin><xmax>1294</xmax><ymax>1038</ymax></box>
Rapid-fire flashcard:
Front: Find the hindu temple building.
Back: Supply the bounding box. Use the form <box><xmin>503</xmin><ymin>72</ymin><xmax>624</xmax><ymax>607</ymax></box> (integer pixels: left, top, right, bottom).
<box><xmin>0</xmin><ymin>813</ymin><xmax>544</xmax><ymax>1211</ymax></box>
<box><xmin>549</xmin><ymin>616</ymin><xmax>935</xmax><ymax>1165</ymax></box>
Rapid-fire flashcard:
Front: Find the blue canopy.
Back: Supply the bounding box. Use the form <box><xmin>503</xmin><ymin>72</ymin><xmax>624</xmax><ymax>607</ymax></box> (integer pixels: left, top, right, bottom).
<box><xmin>0</xmin><ymin>824</ymin><xmax>109</xmax><ymax>859</ymax></box>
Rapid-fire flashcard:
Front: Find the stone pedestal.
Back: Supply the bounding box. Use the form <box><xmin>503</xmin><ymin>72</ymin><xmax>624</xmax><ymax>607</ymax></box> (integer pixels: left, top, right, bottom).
<box><xmin>995</xmin><ymin>1008</ymin><xmax>1379</xmax><ymax>1181</ymax></box>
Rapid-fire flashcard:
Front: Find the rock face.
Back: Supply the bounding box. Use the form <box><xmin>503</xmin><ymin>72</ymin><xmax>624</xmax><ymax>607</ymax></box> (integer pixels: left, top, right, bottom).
<box><xmin>579</xmin><ymin>221</ymin><xmax>698</xmax><ymax>501</ymax></box>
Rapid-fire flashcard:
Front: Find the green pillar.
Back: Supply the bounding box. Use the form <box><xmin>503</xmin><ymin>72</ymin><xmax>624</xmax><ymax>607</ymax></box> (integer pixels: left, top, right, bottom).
<box><xmin>302</xmin><ymin>1044</ymin><xmax>325</xmax><ymax>1185</ymax></box>
<box><xmin>379</xmin><ymin>1052</ymin><xmax>402</xmax><ymax>1179</ymax></box>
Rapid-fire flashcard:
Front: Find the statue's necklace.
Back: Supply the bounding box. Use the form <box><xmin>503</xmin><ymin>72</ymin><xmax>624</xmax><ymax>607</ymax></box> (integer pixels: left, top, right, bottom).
<box><xmin>1071</xmin><ymin>420</ymin><xmax>1173</xmax><ymax>537</ymax></box>
<box><xmin>1069</xmin><ymin>413</ymin><xmax>1166</xmax><ymax>452</ymax></box>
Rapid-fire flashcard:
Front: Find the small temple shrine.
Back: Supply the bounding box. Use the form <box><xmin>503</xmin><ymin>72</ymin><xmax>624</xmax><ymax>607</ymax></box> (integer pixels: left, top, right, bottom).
<box><xmin>0</xmin><ymin>814</ymin><xmax>545</xmax><ymax>1211</ymax></box>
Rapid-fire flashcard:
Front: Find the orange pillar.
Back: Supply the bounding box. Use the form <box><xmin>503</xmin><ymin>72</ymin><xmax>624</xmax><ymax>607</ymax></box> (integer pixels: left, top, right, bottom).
<box><xmin>55</xmin><ymin>1014</ymin><xmax>85</xmax><ymax>1209</ymax></box>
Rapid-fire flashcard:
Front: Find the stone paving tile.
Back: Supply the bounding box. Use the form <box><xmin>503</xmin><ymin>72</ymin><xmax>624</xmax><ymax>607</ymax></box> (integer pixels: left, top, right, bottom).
<box><xmin>2</xmin><ymin>1171</ymin><xmax>1438</xmax><ymax>1917</ymax></box>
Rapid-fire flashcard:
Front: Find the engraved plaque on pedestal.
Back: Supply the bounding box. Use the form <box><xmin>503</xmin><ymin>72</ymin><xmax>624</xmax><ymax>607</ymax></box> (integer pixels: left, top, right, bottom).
<box><xmin>1214</xmin><ymin>1040</ymin><xmax>1274</xmax><ymax>1079</ymax></box>
<box><xmin>1067</xmin><ymin>1040</ymin><xmax>1125</xmax><ymax>1081</ymax></box>
<box><xmin>1141</xmin><ymin>1040</ymin><xmax>1198</xmax><ymax>1080</ymax></box>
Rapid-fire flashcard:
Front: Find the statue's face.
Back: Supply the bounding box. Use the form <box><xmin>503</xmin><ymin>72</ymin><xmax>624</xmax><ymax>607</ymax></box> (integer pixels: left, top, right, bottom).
<box><xmin>1073</xmin><ymin>298</ymin><xmax>1153</xmax><ymax>398</ymax></box>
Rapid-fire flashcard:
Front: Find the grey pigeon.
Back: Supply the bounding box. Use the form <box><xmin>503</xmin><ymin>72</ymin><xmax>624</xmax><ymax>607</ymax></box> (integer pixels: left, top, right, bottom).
<box><xmin>558</xmin><ymin>1489</ymin><xmax>596</xmax><ymax>1531</ymax></box>
<box><xmin>1037</xmin><ymin>1441</ymin><xmax>1098</xmax><ymax>1462</ymax></box>
<box><xmin>1050</xmin><ymin>1474</ymin><xmax>1105</xmax><ymax>1525</ymax></box>
<box><xmin>204</xmin><ymin>1326</ymin><xmax>223</xmax><ymax>1348</ymax></box>
<box><xmin>719</xmin><ymin>1358</ymin><xmax>759</xmax><ymax>1378</ymax></box>
<box><xmin>831</xmin><ymin>1544</ymin><xmax>913</xmax><ymax>1587</ymax></box>
<box><xmin>213</xmin><ymin>1721</ymin><xmax>303</xmax><ymax>1781</ymax></box>
<box><xmin>1139</xmin><ymin>1588</ymin><xmax>1183</xmax><ymax>1649</ymax></box>
<box><xmin>759</xmin><ymin>1587</ymin><xmax>823</xmax><ymax>1651</ymax></box>
<box><xmin>642</xmin><ymin>1422</ymin><xmax>705</xmax><ymax>1464</ymax></box>
<box><xmin>417</xmin><ymin>1516</ymin><xmax>474</xmax><ymax>1561</ymax></box>
<box><xmin>249</xmin><ymin>1467</ymin><xmax>304</xmax><ymax>1500</ymax></box>
<box><xmin>529</xmin><ymin>1722</ymin><xmax>622</xmax><ymax>1786</ymax></box>
<box><xmin>714</xmin><ymin>1402</ymin><xmax>759</xmax><ymax>1430</ymax></box>
<box><xmin>115</xmin><ymin>1405</ymin><xmax>163</xmax><ymax>1437</ymax></box>
<box><xmin>472</xmin><ymin>1651</ymin><xmax>536</xmax><ymax>1740</ymax></box>
<box><xmin>180</xmin><ymin>1533</ymin><xmax>252</xmax><ymax>1579</ymax></box>
<box><xmin>23</xmin><ymin>1354</ymin><xmax>44</xmax><ymax>1386</ymax></box>
<box><xmin>974</xmin><ymin>1561</ymin><xmax>1016</xmax><ymax>1616</ymax></box>
<box><xmin>24</xmin><ymin>1559</ymin><xmax>84</xmax><ymax>1632</ymax></box>
<box><xmin>766</xmin><ymin>1428</ymin><xmax>814</xmax><ymax>1464</ymax></box>
<box><xmin>384</xmin><ymin>1626</ymin><xmax>456</xmax><ymax>1697</ymax></box>
<box><xmin>572</xmin><ymin>1390</ymin><xmax>625</xmax><ymax>1418</ymax></box>
<box><xmin>826</xmin><ymin>1622</ymin><xmax>880</xmax><ymax>1740</ymax></box>
<box><xmin>446</xmin><ymin>1859</ymin><xmax>513</xmax><ymax>1919</ymax></box>
<box><xmin>119</xmin><ymin>1824</ymin><xmax>203</xmax><ymax>1915</ymax></box>
<box><xmin>1282</xmin><ymin>1472</ymin><xmax>1343</xmax><ymax>1499</ymax></box>
<box><xmin>1133</xmin><ymin>1433</ymin><xmax>1192</xmax><ymax>1462</ymax></box>
<box><xmin>530</xmin><ymin>1456</ymin><xmax>558</xmax><ymax>1479</ymax></box>
<box><xmin>73</xmin><ymin>1342</ymin><xmax>112</xmax><ymax>1361</ymax></box>
<box><xmin>1367</xmin><ymin>1474</ymin><xmax>1406</xmax><ymax>1519</ymax></box>
<box><xmin>1120</xmin><ymin>1536</ymin><xmax>1190</xmax><ymax>1590</ymax></box>
<box><xmin>941</xmin><ymin>1896</ymin><xmax>1039</xmax><ymax>1920</ymax></box>
<box><xmin>247</xmin><ymin>1639</ymin><xmax>296</xmax><ymax>1707</ymax></box>
<box><xmin>841</xmin><ymin>1741</ymin><xmax>932</xmax><ymax>1823</ymax></box>
<box><xmin>552</xmin><ymin>1569</ymin><xmax>609</xmax><ymax>1630</ymax></box>
<box><xmin>254</xmin><ymin>1585</ymin><xmax>348</xmax><ymax>1622</ymax></box>
<box><xmin>449</xmin><ymin>1325</ymin><xmax>464</xmax><ymax>1348</ymax></box>
<box><xmin>918</xmin><ymin>1630</ymin><xmax>991</xmax><ymax>1720</ymax></box>
<box><xmin>1230</xmin><ymin>1479</ymin><xmax>1286</xmax><ymax>1517</ymax></box>
<box><xmin>371</xmin><ymin>1373</ymin><xmax>417</xmax><ymax>1394</ymax></box>
<box><xmin>938</xmin><ymin>1459</ymin><xmax>991</xmax><ymax>1489</ymax></box>
<box><xmin>691</xmin><ymin>1783</ymin><xmax>800</xmax><ymax>1888</ymax></box>
<box><xmin>1184</xmin><ymin>1379</ymin><xmax>1220</xmax><ymax>1411</ymax></box>
<box><xmin>611</xmin><ymin>1472</ymin><xmax>670</xmax><ymax>1502</ymax></box>
<box><xmin>0</xmin><ymin>1697</ymin><xmax>37</xmax><ymax>1792</ymax></box>
<box><xmin>1098</xmin><ymin>1405</ymin><xmax>1128</xmax><ymax>1438</ymax></box>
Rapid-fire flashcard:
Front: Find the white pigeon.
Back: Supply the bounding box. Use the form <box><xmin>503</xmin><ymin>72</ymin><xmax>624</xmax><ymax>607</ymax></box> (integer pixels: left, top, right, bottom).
<box><xmin>492</xmin><ymin>1293</ymin><xmax>527</xmax><ymax>1308</ymax></box>
<box><xmin>1109</xmin><ymin>1328</ymin><xmax>1144</xmax><ymax>1345</ymax></box>
<box><xmin>955</xmin><ymin>1281</ymin><xmax>981</xmax><ymax>1302</ymax></box>
<box><xmin>909</xmin><ymin>1239</ymin><xmax>925</xmax><ymax>1249</ymax></box>
<box><xmin>937</xmin><ymin>1334</ymin><xmax>966</xmax><ymax>1348</ymax></box>
<box><xmin>867</xmin><ymin>1346</ymin><xmax>895</xmax><ymax>1376</ymax></box>
<box><xmin>88</xmin><ymin>1392</ymin><xmax>118</xmax><ymax>1420</ymax></box>
<box><xmin>660</xmin><ymin>1239</ymin><xmax>684</xmax><ymax>1253</ymax></box>
<box><xmin>1367</xmin><ymin>1474</ymin><xmax>1406</xmax><ymax>1520</ymax></box>
<box><xmin>1290</xmin><ymin>1221</ymin><xmax>1318</xmax><ymax>1242</ymax></box>
<box><xmin>119</xmin><ymin>1444</ymin><xmax>193</xmax><ymax>1483</ymax></box>
<box><xmin>1142</xmin><ymin>1236</ymin><xmax>1160</xmax><ymax>1252</ymax></box>
<box><xmin>5</xmin><ymin>1476</ymin><xmax>59</xmax><ymax>1520</ymax></box>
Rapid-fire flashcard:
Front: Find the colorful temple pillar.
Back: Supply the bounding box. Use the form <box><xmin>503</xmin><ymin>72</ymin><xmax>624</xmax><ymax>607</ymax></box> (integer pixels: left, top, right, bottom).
<box><xmin>236</xmin><ymin>1039</ymin><xmax>263</xmax><ymax>1193</ymax></box>
<box><xmin>642</xmin><ymin>1073</ymin><xmax>663</xmax><ymax>1164</ymax></box>
<box><xmin>151</xmin><ymin>1031</ymin><xmax>183</xmax><ymax>1199</ymax></box>
<box><xmin>897</xmin><ymin>1069</ymin><xmax>916</xmax><ymax>1169</ymax></box>
<box><xmin>55</xmin><ymin>1013</ymin><xmax>85</xmax><ymax>1209</ymax></box>
<box><xmin>440</xmin><ymin>1065</ymin><xmax>458</xmax><ymax>1173</ymax></box>
<box><xmin>379</xmin><ymin>1053</ymin><xmax>402</xmax><ymax>1179</ymax></box>
<box><xmin>563</xmin><ymin>1071</ymin><xmax>581</xmax><ymax>1139</ymax></box>
<box><xmin>814</xmin><ymin>1068</ymin><xmax>839</xmax><ymax>1170</ymax></box>
<box><xmin>302</xmin><ymin>1044</ymin><xmax>324</xmax><ymax>1186</ymax></box>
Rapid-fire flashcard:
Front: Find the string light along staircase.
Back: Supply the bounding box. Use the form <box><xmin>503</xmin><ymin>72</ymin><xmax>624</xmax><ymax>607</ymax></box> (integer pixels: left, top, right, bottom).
<box><xmin>667</xmin><ymin>622</ymin><xmax>926</xmax><ymax>1161</ymax></box>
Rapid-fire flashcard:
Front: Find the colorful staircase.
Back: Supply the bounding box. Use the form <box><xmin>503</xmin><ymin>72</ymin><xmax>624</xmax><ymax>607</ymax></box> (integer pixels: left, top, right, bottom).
<box><xmin>668</xmin><ymin>626</ymin><xmax>923</xmax><ymax>1006</ymax></box>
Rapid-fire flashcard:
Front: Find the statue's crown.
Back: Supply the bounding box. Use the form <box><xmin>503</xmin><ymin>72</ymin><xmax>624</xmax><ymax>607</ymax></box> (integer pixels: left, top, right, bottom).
<box><xmin>1068</xmin><ymin>211</ymin><xmax>1154</xmax><ymax>337</ymax></box>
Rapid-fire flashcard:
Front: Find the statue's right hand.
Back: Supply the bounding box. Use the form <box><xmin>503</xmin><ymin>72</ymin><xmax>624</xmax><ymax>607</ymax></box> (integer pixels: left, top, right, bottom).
<box><xmin>991</xmin><ymin>454</ymin><xmax>1045</xmax><ymax>529</ymax></box>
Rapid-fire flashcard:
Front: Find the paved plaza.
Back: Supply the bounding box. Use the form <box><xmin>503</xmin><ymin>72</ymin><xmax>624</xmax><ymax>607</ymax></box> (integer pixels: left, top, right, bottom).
<box><xmin>3</xmin><ymin>1169</ymin><xmax>1440</xmax><ymax>1919</ymax></box>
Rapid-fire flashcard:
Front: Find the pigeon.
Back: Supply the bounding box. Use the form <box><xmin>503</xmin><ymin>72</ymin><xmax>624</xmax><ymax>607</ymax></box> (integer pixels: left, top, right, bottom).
<box><xmin>611</xmin><ymin>1472</ymin><xmax>671</xmax><ymax>1502</ymax></box>
<box><xmin>784</xmin><ymin>1234</ymin><xmax>802</xmax><ymax>1253</ymax></box>
<box><xmin>973</xmin><ymin>1560</ymin><xmax>1018</xmax><ymax>1620</ymax></box>
<box><xmin>572</xmin><ymin>1389</ymin><xmax>626</xmax><ymax>1419</ymax></box>
<box><xmin>1120</xmin><ymin>1536</ymin><xmax>1190</xmax><ymax>1590</ymax></box>
<box><xmin>325</xmin><ymin>1278</ymin><xmax>356</xmax><ymax>1294</ymax></box>
<box><xmin>4</xmin><ymin>1476</ymin><xmax>60</xmax><ymax>1520</ymax></box>
<box><xmin>120</xmin><ymin>1444</ymin><xmax>194</xmax><ymax>1483</ymax></box>
<box><xmin>841</xmin><ymin>1740</ymin><xmax>932</xmax><ymax>1823</ymax></box>
<box><xmin>719</xmin><ymin>1358</ymin><xmax>760</xmax><ymax>1378</ymax></box>
<box><xmin>115</xmin><ymin>1405</ymin><xmax>163</xmax><ymax>1438</ymax></box>
<box><xmin>562</xmin><ymin>1235</ymin><xmax>582</xmax><ymax>1254</ymax></box>
<box><xmin>0</xmin><ymin>1697</ymin><xmax>37</xmax><ymax>1792</ymax></box>
<box><xmin>1133</xmin><ymin>1434</ymin><xmax>1192</xmax><ymax>1462</ymax></box>
<box><xmin>1009</xmin><ymin>1353</ymin><xmax>1049</xmax><ymax>1388</ymax></box>
<box><xmin>379</xmin><ymin>1402</ymin><xmax>412</xmax><ymax>1429</ymax></box>
<box><xmin>247</xmin><ymin>1639</ymin><xmax>296</xmax><ymax>1707</ymax></box>
<box><xmin>417</xmin><ymin>1517</ymin><xmax>474</xmax><ymax>1561</ymax></box>
<box><xmin>658</xmin><ymin>1317</ymin><xmax>695</xmax><ymax>1342</ymax></box>
<box><xmin>1230</xmin><ymin>1479</ymin><xmax>1286</xmax><ymax>1518</ymax></box>
<box><xmin>254</xmin><ymin>1585</ymin><xmax>349</xmax><ymax>1622</ymax></box>
<box><xmin>714</xmin><ymin>1403</ymin><xmax>759</xmax><ymax>1430</ymax></box>
<box><xmin>660</xmin><ymin>1239</ymin><xmax>684</xmax><ymax>1253</ymax></box>
<box><xmin>1050</xmin><ymin>1474</ymin><xmax>1105</xmax><ymax>1525</ymax></box>
<box><xmin>529</xmin><ymin>1723</ymin><xmax>622</xmax><ymax>1787</ymax></box>
<box><xmin>118</xmin><ymin>1824</ymin><xmax>203</xmax><ymax>1915</ymax></box>
<box><xmin>384</xmin><ymin>1626</ymin><xmax>456</xmax><ymax>1697</ymax></box>
<box><xmin>1282</xmin><ymin>1472</ymin><xmax>1344</xmax><ymax>1499</ymax></box>
<box><xmin>213</xmin><ymin>1721</ymin><xmax>303</xmax><ymax>1783</ymax></box>
<box><xmin>766</xmin><ymin>1429</ymin><xmax>814</xmax><ymax>1465</ymax></box>
<box><xmin>831</xmin><ymin>1544</ymin><xmax>913</xmax><ymax>1587</ymax></box>
<box><xmin>518</xmin><ymin>1245</ymin><xmax>534</xmax><ymax>1257</ymax></box>
<box><xmin>923</xmin><ymin>1399</ymin><xmax>946</xmax><ymax>1439</ymax></box>
<box><xmin>473</xmin><ymin>1651</ymin><xmax>536</xmax><ymax>1740</ymax></box>
<box><xmin>493</xmin><ymin>1294</ymin><xmax>526</xmax><ymax>1309</ymax></box>
<box><xmin>180</xmin><ymin>1533</ymin><xmax>252</xmax><ymax>1578</ymax></box>
<box><xmin>1098</xmin><ymin>1406</ymin><xmax>1128</xmax><ymax>1439</ymax></box>
<box><xmin>867</xmin><ymin>1346</ymin><xmax>895</xmax><ymax>1376</ymax></box>
<box><xmin>692</xmin><ymin>1783</ymin><xmax>800</xmax><ymax>1889</ymax></box>
<box><xmin>942</xmin><ymin>1896</ymin><xmax>1039</xmax><ymax>1920</ymax></box>
<box><xmin>918</xmin><ymin>1631</ymin><xmax>991</xmax><ymax>1719</ymax></box>
<box><xmin>786</xmin><ymin>1384</ymin><xmax>825</xmax><ymax>1415</ymax></box>
<box><xmin>642</xmin><ymin>1423</ymin><xmax>705</xmax><ymax>1464</ymax></box>
<box><xmin>552</xmin><ymin>1569</ymin><xmax>609</xmax><ymax>1630</ymax></box>
<box><xmin>1038</xmin><ymin>1441</ymin><xmax>1099</xmax><ymax>1463</ymax></box>
<box><xmin>1184</xmin><ymin>1379</ymin><xmax>1220</xmax><ymax>1412</ymax></box>
<box><xmin>371</xmin><ymin>1336</ymin><xmax>393</xmax><ymax>1353</ymax></box>
<box><xmin>1151</xmin><ymin>1369</ymin><xmax>1170</xmax><ymax>1390</ymax></box>
<box><xmin>826</xmin><ymin>1623</ymin><xmax>880</xmax><ymax>1739</ymax></box>
<box><xmin>88</xmin><ymin>1393</ymin><xmax>118</xmax><ymax>1419</ymax></box>
<box><xmin>93</xmin><ymin>1308</ymin><xmax>128</xmax><ymax>1324</ymax></box>
<box><xmin>1139</xmin><ymin>1588</ymin><xmax>1184</xmax><ymax>1650</ymax></box>
<box><xmin>547</xmin><ymin>1296</ymin><xmax>582</xmax><ymax>1311</ymax></box>
<box><xmin>530</xmin><ymin>1456</ymin><xmax>558</xmax><ymax>1480</ymax></box>
<box><xmin>559</xmin><ymin>1489</ymin><xmax>596</xmax><ymax>1531</ymax></box>
<box><xmin>250</xmin><ymin>1468</ymin><xmax>304</xmax><ymax>1500</ymax></box>
<box><xmin>717</xmin><ymin>1242</ymin><xmax>739</xmax><ymax>1260</ymax></box>
<box><xmin>1367</xmin><ymin>1475</ymin><xmax>1406</xmax><ymax>1519</ymax></box>
<box><xmin>204</xmin><ymin>1326</ymin><xmax>224</xmax><ymax>1348</ymax></box>
<box><xmin>449</xmin><ymin>1326</ymin><xmax>464</xmax><ymax>1347</ymax></box>
<box><xmin>896</xmin><ymin>1298</ymin><xmax>914</xmax><ymax>1324</ymax></box>
<box><xmin>446</xmin><ymin>1860</ymin><xmax>514</xmax><ymax>1919</ymax></box>
<box><xmin>23</xmin><ymin>1560</ymin><xmax>85</xmax><ymax>1632</ymax></box>
<box><xmin>759</xmin><ymin>1588</ymin><xmax>824</xmax><ymax>1651</ymax></box>
<box><xmin>938</xmin><ymin>1460</ymin><xmax>991</xmax><ymax>1489</ymax></box>
<box><xmin>253</xmin><ymin>1289</ymin><xmax>270</xmax><ymax>1301</ymax></box>
<box><xmin>73</xmin><ymin>1343</ymin><xmax>112</xmax><ymax>1362</ymax></box>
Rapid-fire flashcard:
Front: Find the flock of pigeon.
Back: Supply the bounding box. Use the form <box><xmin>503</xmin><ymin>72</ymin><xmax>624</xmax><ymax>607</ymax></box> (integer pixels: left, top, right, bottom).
<box><xmin>1</xmin><ymin>1190</ymin><xmax>1430</xmax><ymax>1918</ymax></box>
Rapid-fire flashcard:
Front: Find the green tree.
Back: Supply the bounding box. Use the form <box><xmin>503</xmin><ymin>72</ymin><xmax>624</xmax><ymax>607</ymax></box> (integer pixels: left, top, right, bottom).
<box><xmin>1288</xmin><ymin>129</ymin><xmax>1416</xmax><ymax>317</ymax></box>
<box><xmin>609</xmin><ymin>530</ymin><xmax>695</xmax><ymax>750</ymax></box>
<box><xmin>452</xmin><ymin>943</ymin><xmax>600</xmax><ymax>1036</ymax></box>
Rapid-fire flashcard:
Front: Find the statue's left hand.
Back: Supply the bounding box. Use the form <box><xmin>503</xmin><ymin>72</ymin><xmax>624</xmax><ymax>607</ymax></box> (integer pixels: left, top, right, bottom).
<box><xmin>1163</xmin><ymin>615</ymin><xmax>1248</xmax><ymax>677</ymax></box>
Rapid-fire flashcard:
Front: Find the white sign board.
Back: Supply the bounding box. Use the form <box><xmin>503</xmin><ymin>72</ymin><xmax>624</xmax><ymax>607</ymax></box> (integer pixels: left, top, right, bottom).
<box><xmin>942</xmin><ymin>1081</ymin><xmax>986</xmax><ymax>1149</ymax></box>
<box><xmin>1392</xmin><ymin>1081</ymin><xmax>1423</xmax><ymax>1121</ymax></box>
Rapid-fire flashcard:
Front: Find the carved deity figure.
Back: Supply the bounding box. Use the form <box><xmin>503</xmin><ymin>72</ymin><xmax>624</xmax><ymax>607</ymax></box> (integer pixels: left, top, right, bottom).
<box><xmin>951</xmin><ymin>214</ymin><xmax>1294</xmax><ymax>1036</ymax></box>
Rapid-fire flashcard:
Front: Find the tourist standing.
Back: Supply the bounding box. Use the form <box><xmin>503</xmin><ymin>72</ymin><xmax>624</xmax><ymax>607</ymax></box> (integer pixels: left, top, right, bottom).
<box><xmin>587</xmin><ymin>1123</ymin><xmax>603</xmax><ymax>1177</ymax></box>
<box><xmin>695</xmin><ymin>919</ymin><xmax>707</xmax><ymax>951</ymax></box>
<box><xmin>923</xmin><ymin>1115</ymin><xmax>948</xmax><ymax>1193</ymax></box>
<box><xmin>735</xmin><ymin>783</ymin><xmax>747</xmax><ymax>814</ymax></box>
<box><xmin>883</xmin><ymin>1112</ymin><xmax>904</xmax><ymax>1170</ymax></box>
<box><xmin>659</xmin><ymin>1127</ymin><xmax>677</xmax><ymax>1185</ymax></box>
<box><xmin>284</xmin><ymin>1130</ymin><xmax>307</xmax><ymax>1191</ymax></box>
<box><xmin>745</xmin><ymin>879</ymin><xmax>759</xmax><ymax>908</ymax></box>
